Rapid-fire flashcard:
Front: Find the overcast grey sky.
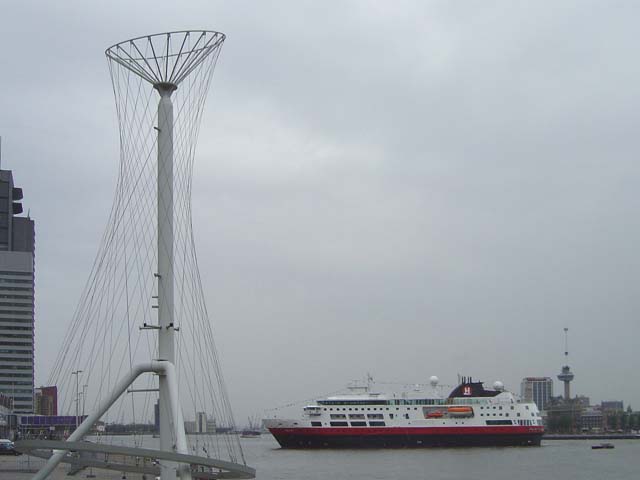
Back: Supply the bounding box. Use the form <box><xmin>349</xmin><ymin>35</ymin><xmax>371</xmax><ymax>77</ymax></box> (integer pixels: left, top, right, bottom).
<box><xmin>1</xmin><ymin>0</ymin><xmax>639</xmax><ymax>422</ymax></box>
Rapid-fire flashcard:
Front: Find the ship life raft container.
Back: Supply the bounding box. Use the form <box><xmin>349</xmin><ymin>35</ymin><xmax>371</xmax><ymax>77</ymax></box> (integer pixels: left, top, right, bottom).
<box><xmin>447</xmin><ymin>406</ymin><xmax>474</xmax><ymax>418</ymax></box>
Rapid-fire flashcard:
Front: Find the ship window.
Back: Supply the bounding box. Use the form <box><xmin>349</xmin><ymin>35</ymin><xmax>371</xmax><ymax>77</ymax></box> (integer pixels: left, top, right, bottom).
<box><xmin>506</xmin><ymin>413</ymin><xmax>509</xmax><ymax>417</ymax></box>
<box><xmin>348</xmin><ymin>408</ymin><xmax>352</xmax><ymax>411</ymax></box>
<box><xmin>389</xmin><ymin>414</ymin><xmax>394</xmax><ymax>419</ymax></box>
<box><xmin>350</xmin><ymin>421</ymin><xmax>367</xmax><ymax>427</ymax></box>
<box><xmin>525</xmin><ymin>406</ymin><xmax>529</xmax><ymax>410</ymax></box>
<box><xmin>349</xmin><ymin>414</ymin><xmax>365</xmax><ymax>420</ymax></box>
<box><xmin>486</xmin><ymin>420</ymin><xmax>512</xmax><ymax>426</ymax></box>
<box><xmin>369</xmin><ymin>421</ymin><xmax>386</xmax><ymax>427</ymax></box>
<box><xmin>386</xmin><ymin>408</ymin><xmax>389</xmax><ymax>410</ymax></box>
<box><xmin>499</xmin><ymin>406</ymin><xmax>502</xmax><ymax>410</ymax></box>
<box><xmin>311</xmin><ymin>422</ymin><xmax>322</xmax><ymax>427</ymax></box>
<box><xmin>404</xmin><ymin>414</ymin><xmax>409</xmax><ymax>419</ymax></box>
<box><xmin>367</xmin><ymin>414</ymin><xmax>384</xmax><ymax>420</ymax></box>
<box><xmin>510</xmin><ymin>406</ymin><xmax>514</xmax><ymax>410</ymax></box>
<box><xmin>517</xmin><ymin>413</ymin><xmax>520</xmax><ymax>417</ymax></box>
<box><xmin>330</xmin><ymin>414</ymin><xmax>346</xmax><ymax>420</ymax></box>
<box><xmin>330</xmin><ymin>422</ymin><xmax>348</xmax><ymax>427</ymax></box>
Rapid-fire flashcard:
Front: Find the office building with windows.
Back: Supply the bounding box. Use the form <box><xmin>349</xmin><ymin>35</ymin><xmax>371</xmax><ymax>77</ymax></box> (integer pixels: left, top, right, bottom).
<box><xmin>35</xmin><ymin>386</ymin><xmax>58</xmax><ymax>416</ymax></box>
<box><xmin>520</xmin><ymin>377</ymin><xmax>553</xmax><ymax>412</ymax></box>
<box><xmin>0</xmin><ymin>169</ymin><xmax>35</xmax><ymax>413</ymax></box>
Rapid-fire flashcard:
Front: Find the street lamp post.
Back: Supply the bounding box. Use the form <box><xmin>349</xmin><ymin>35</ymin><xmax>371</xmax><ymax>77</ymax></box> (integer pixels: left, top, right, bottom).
<box><xmin>71</xmin><ymin>370</ymin><xmax>83</xmax><ymax>430</ymax></box>
<box><xmin>82</xmin><ymin>384</ymin><xmax>88</xmax><ymax>419</ymax></box>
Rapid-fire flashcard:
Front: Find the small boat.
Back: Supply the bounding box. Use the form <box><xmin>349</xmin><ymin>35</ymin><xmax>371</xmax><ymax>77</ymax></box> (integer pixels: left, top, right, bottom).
<box><xmin>591</xmin><ymin>443</ymin><xmax>614</xmax><ymax>450</ymax></box>
<box><xmin>447</xmin><ymin>406</ymin><xmax>474</xmax><ymax>417</ymax></box>
<box><xmin>426</xmin><ymin>411</ymin><xmax>445</xmax><ymax>418</ymax></box>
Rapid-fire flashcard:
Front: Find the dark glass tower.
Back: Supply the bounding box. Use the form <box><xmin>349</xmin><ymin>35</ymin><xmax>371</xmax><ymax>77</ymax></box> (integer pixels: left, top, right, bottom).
<box><xmin>0</xmin><ymin>169</ymin><xmax>35</xmax><ymax>413</ymax></box>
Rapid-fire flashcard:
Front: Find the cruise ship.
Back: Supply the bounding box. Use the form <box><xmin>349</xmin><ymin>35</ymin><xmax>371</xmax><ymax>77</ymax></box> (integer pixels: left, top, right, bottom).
<box><xmin>263</xmin><ymin>377</ymin><xmax>544</xmax><ymax>448</ymax></box>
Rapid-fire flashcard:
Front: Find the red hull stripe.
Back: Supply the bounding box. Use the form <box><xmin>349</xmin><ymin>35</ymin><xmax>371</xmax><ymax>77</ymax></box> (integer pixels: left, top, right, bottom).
<box><xmin>269</xmin><ymin>426</ymin><xmax>544</xmax><ymax>437</ymax></box>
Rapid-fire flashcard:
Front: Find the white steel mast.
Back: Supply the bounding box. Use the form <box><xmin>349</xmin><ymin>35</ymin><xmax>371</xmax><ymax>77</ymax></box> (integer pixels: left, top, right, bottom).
<box><xmin>156</xmin><ymin>82</ymin><xmax>179</xmax><ymax>480</ymax></box>
<box><xmin>26</xmin><ymin>31</ymin><xmax>254</xmax><ymax>480</ymax></box>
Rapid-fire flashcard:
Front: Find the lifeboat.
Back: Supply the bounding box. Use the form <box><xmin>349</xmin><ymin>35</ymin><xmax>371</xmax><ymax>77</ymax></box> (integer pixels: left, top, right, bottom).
<box><xmin>447</xmin><ymin>406</ymin><xmax>474</xmax><ymax>417</ymax></box>
<box><xmin>426</xmin><ymin>411</ymin><xmax>445</xmax><ymax>418</ymax></box>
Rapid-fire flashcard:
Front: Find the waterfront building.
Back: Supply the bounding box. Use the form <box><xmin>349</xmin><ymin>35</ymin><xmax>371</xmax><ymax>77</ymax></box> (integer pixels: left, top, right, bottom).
<box><xmin>206</xmin><ymin>417</ymin><xmax>216</xmax><ymax>433</ymax></box>
<box><xmin>0</xmin><ymin>392</ymin><xmax>11</xmax><ymax>437</ymax></box>
<box><xmin>184</xmin><ymin>420</ymin><xmax>197</xmax><ymax>434</ymax></box>
<box><xmin>196</xmin><ymin>411</ymin><xmax>208</xmax><ymax>433</ymax></box>
<box><xmin>35</xmin><ymin>386</ymin><xmax>58</xmax><ymax>416</ymax></box>
<box><xmin>601</xmin><ymin>400</ymin><xmax>624</xmax><ymax>411</ymax></box>
<box><xmin>0</xmin><ymin>169</ymin><xmax>35</xmax><ymax>414</ymax></box>
<box><xmin>580</xmin><ymin>406</ymin><xmax>603</xmax><ymax>432</ymax></box>
<box><xmin>545</xmin><ymin>401</ymin><xmax>583</xmax><ymax>433</ymax></box>
<box><xmin>520</xmin><ymin>377</ymin><xmax>553</xmax><ymax>411</ymax></box>
<box><xmin>19</xmin><ymin>415</ymin><xmax>86</xmax><ymax>438</ymax></box>
<box><xmin>574</xmin><ymin>395</ymin><xmax>590</xmax><ymax>407</ymax></box>
<box><xmin>601</xmin><ymin>400</ymin><xmax>625</xmax><ymax>431</ymax></box>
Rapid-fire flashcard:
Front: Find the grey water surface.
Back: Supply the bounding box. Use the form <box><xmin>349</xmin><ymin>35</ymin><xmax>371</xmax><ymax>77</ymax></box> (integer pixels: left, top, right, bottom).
<box><xmin>242</xmin><ymin>435</ymin><xmax>636</xmax><ymax>480</ymax></box>
<box><xmin>3</xmin><ymin>435</ymin><xmax>636</xmax><ymax>480</ymax></box>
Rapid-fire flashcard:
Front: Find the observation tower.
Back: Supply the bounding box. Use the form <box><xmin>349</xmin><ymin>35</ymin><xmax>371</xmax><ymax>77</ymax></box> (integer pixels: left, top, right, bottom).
<box><xmin>20</xmin><ymin>31</ymin><xmax>255</xmax><ymax>480</ymax></box>
<box><xmin>557</xmin><ymin>327</ymin><xmax>574</xmax><ymax>401</ymax></box>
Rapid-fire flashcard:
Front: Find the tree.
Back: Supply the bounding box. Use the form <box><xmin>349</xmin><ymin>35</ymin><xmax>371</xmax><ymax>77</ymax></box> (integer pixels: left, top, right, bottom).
<box><xmin>607</xmin><ymin>413</ymin><xmax>618</xmax><ymax>431</ymax></box>
<box><xmin>621</xmin><ymin>413</ymin><xmax>629</xmax><ymax>432</ymax></box>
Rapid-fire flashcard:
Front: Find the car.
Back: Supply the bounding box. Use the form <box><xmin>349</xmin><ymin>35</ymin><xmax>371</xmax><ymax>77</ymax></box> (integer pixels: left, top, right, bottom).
<box><xmin>0</xmin><ymin>439</ymin><xmax>21</xmax><ymax>455</ymax></box>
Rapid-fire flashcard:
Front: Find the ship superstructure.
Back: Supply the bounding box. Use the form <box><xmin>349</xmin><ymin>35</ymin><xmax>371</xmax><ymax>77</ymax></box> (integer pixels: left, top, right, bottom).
<box><xmin>264</xmin><ymin>377</ymin><xmax>543</xmax><ymax>448</ymax></box>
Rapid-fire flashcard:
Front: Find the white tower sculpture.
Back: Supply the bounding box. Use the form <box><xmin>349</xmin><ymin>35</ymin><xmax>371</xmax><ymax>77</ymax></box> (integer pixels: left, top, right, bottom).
<box><xmin>23</xmin><ymin>31</ymin><xmax>255</xmax><ymax>480</ymax></box>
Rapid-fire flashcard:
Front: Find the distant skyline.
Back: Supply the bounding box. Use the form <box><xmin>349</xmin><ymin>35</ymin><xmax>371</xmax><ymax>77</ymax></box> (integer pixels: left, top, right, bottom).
<box><xmin>1</xmin><ymin>0</ymin><xmax>639</xmax><ymax>423</ymax></box>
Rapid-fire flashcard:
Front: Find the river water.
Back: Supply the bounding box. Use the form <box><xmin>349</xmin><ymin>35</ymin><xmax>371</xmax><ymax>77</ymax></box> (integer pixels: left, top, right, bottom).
<box><xmin>241</xmin><ymin>435</ymin><xmax>637</xmax><ymax>480</ymax></box>
<box><xmin>5</xmin><ymin>434</ymin><xmax>637</xmax><ymax>479</ymax></box>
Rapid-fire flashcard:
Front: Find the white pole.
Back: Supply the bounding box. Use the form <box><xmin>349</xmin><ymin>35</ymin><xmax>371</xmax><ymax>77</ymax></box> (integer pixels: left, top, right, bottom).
<box><xmin>72</xmin><ymin>370</ymin><xmax>83</xmax><ymax>430</ymax></box>
<box><xmin>156</xmin><ymin>83</ymin><xmax>189</xmax><ymax>480</ymax></box>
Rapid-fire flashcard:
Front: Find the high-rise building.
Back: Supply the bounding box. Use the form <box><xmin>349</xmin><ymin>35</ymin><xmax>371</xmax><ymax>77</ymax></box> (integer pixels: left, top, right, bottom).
<box><xmin>0</xmin><ymin>169</ymin><xmax>35</xmax><ymax>413</ymax></box>
<box><xmin>520</xmin><ymin>377</ymin><xmax>553</xmax><ymax>411</ymax></box>
<box><xmin>35</xmin><ymin>386</ymin><xmax>58</xmax><ymax>416</ymax></box>
<box><xmin>196</xmin><ymin>411</ymin><xmax>208</xmax><ymax>433</ymax></box>
<box><xmin>0</xmin><ymin>392</ymin><xmax>12</xmax><ymax>438</ymax></box>
<box><xmin>206</xmin><ymin>417</ymin><xmax>216</xmax><ymax>433</ymax></box>
<box><xmin>601</xmin><ymin>400</ymin><xmax>624</xmax><ymax>412</ymax></box>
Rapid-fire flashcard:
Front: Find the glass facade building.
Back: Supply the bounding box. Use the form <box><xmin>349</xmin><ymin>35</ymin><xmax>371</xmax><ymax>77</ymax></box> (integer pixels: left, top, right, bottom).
<box><xmin>520</xmin><ymin>377</ymin><xmax>553</xmax><ymax>412</ymax></box>
<box><xmin>0</xmin><ymin>169</ymin><xmax>35</xmax><ymax>414</ymax></box>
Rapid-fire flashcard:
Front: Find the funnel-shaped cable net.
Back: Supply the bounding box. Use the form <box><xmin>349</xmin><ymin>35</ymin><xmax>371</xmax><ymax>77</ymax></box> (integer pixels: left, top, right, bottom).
<box><xmin>47</xmin><ymin>31</ymin><xmax>246</xmax><ymax>467</ymax></box>
<box><xmin>106</xmin><ymin>31</ymin><xmax>226</xmax><ymax>87</ymax></box>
